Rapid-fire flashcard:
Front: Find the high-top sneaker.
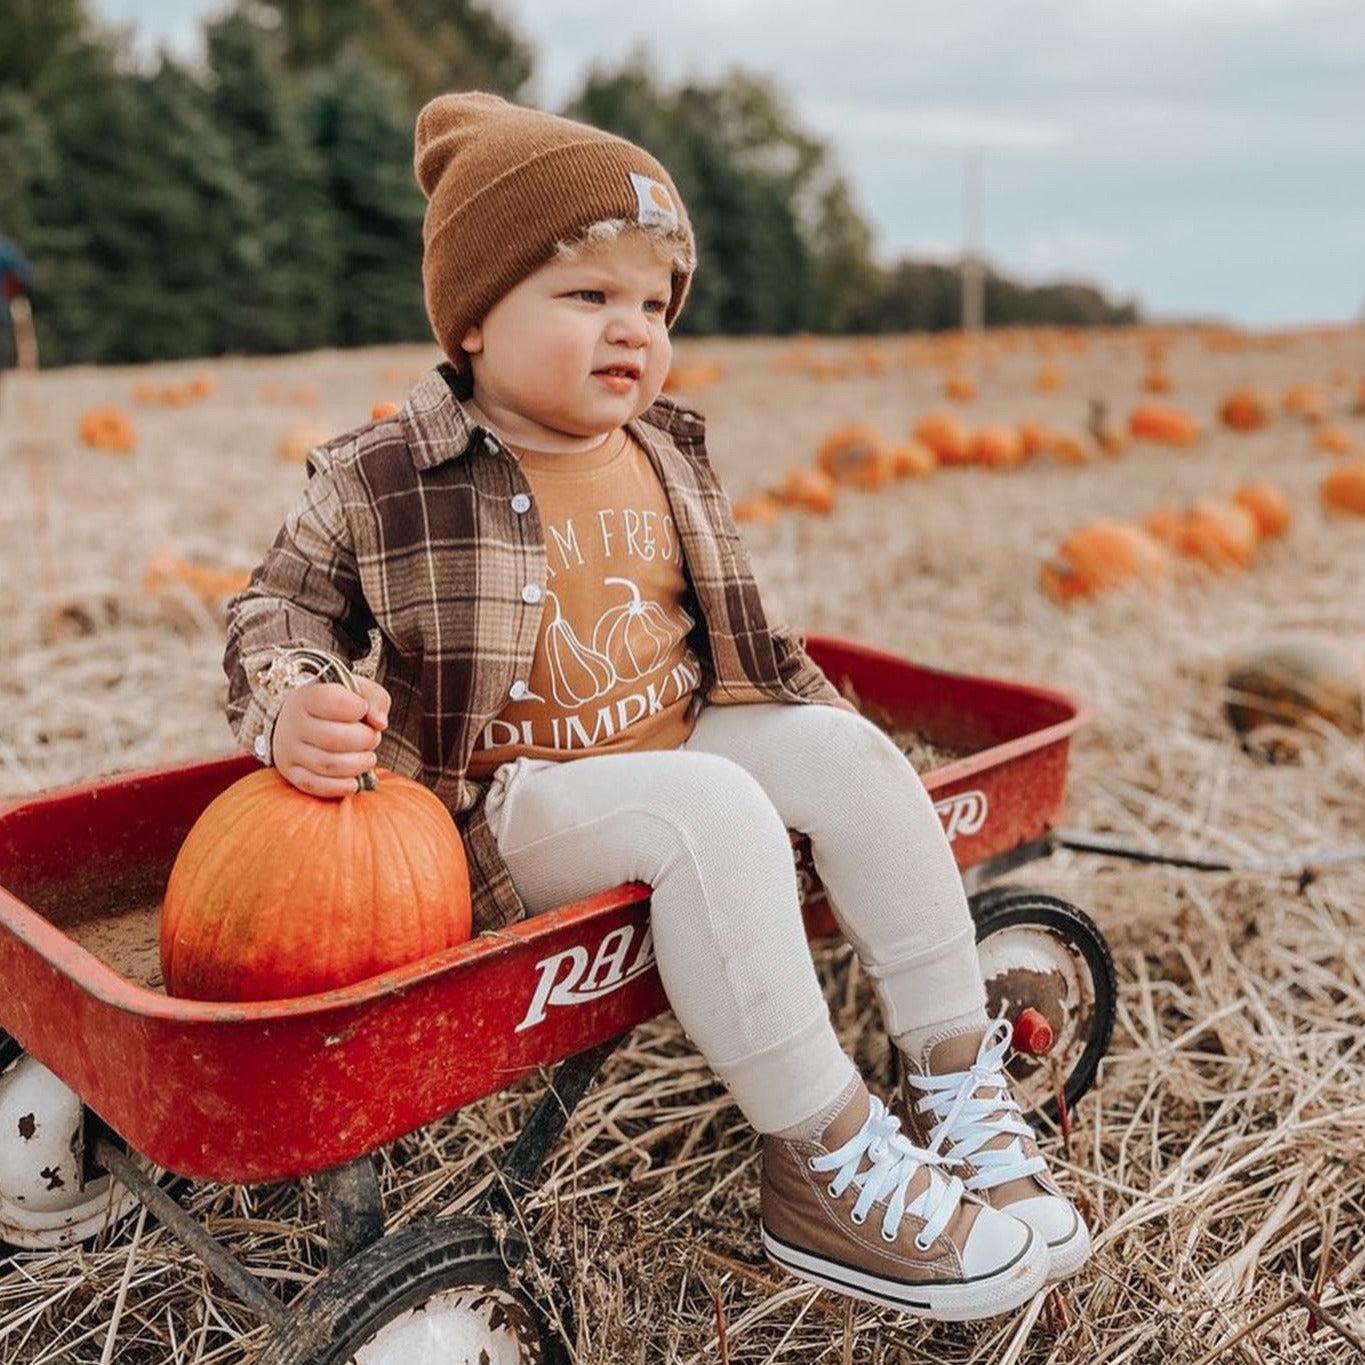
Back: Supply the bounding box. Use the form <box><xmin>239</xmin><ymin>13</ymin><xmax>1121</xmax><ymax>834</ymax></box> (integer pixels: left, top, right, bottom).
<box><xmin>896</xmin><ymin>1015</ymin><xmax>1091</xmax><ymax>1283</ymax></box>
<box><xmin>760</xmin><ymin>1084</ymin><xmax>1049</xmax><ymax>1321</ymax></box>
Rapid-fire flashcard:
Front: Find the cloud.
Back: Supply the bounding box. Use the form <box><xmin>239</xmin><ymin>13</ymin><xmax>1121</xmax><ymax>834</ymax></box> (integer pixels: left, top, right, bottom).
<box><xmin>801</xmin><ymin>103</ymin><xmax>1071</xmax><ymax>153</ymax></box>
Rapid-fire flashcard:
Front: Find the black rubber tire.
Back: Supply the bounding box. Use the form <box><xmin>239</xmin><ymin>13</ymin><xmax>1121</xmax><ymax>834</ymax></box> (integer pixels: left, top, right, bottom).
<box><xmin>967</xmin><ymin>886</ymin><xmax>1117</xmax><ymax>1126</ymax></box>
<box><xmin>258</xmin><ymin>1216</ymin><xmax>569</xmax><ymax>1365</ymax></box>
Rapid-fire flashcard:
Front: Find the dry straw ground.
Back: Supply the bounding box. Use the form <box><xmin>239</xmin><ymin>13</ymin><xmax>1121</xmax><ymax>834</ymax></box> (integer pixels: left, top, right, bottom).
<box><xmin>1</xmin><ymin>328</ymin><xmax>1363</xmax><ymax>1362</ymax></box>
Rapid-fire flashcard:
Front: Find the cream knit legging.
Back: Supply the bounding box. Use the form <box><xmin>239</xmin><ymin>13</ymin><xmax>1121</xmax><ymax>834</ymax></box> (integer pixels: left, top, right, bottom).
<box><xmin>481</xmin><ymin>701</ymin><xmax>988</xmax><ymax>1134</ymax></box>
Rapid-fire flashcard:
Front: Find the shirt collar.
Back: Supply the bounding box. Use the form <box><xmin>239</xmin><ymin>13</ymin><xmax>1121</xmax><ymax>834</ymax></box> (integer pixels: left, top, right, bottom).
<box><xmin>401</xmin><ymin>362</ymin><xmax>706</xmax><ymax>474</ymax></box>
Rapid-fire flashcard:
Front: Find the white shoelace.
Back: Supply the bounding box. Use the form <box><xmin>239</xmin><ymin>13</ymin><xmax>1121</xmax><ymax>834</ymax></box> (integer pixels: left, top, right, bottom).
<box><xmin>808</xmin><ymin>1094</ymin><xmax>966</xmax><ymax>1247</ymax></box>
<box><xmin>905</xmin><ymin>1015</ymin><xmax>1047</xmax><ymax>1194</ymax></box>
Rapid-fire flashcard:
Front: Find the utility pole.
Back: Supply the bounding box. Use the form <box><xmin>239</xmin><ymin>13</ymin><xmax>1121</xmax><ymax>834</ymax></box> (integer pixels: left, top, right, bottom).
<box><xmin>961</xmin><ymin>148</ymin><xmax>984</xmax><ymax>333</ymax></box>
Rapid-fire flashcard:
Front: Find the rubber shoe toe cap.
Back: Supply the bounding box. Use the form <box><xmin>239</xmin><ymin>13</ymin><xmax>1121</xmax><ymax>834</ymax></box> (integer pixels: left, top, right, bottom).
<box><xmin>960</xmin><ymin>1204</ymin><xmax>1032</xmax><ymax>1277</ymax></box>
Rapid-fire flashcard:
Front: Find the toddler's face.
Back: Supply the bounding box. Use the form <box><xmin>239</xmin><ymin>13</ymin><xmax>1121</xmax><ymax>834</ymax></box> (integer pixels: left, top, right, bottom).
<box><xmin>460</xmin><ymin>233</ymin><xmax>674</xmax><ymax>446</ymax></box>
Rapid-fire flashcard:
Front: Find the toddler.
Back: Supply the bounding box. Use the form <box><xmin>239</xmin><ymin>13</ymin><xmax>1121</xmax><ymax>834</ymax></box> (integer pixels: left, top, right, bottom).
<box><xmin>224</xmin><ymin>92</ymin><xmax>1090</xmax><ymax>1322</ymax></box>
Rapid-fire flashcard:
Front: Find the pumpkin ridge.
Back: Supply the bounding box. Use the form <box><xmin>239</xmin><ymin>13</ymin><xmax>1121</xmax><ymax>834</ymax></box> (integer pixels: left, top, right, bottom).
<box><xmin>215</xmin><ymin>783</ymin><xmax>310</xmax><ymax>995</ymax></box>
<box><xmin>196</xmin><ymin>781</ymin><xmax>315</xmax><ymax>997</ymax></box>
<box><xmin>165</xmin><ymin>779</ymin><xmax>258</xmax><ymax>994</ymax></box>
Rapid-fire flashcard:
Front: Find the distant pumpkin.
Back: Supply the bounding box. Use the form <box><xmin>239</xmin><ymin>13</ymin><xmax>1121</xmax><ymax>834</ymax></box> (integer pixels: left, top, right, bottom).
<box><xmin>1232</xmin><ymin>482</ymin><xmax>1292</xmax><ymax>540</ymax></box>
<box><xmin>780</xmin><ymin>467</ymin><xmax>838</xmax><ymax>515</ymax></box>
<box><xmin>944</xmin><ymin>373</ymin><xmax>976</xmax><ymax>403</ymax></box>
<box><xmin>913</xmin><ymin>411</ymin><xmax>972</xmax><ymax>466</ymax></box>
<box><xmin>1219</xmin><ymin>387</ymin><xmax>1272</xmax><ymax>432</ymax></box>
<box><xmin>971</xmin><ymin>425</ymin><xmax>1026</xmax><ymax>470</ymax></box>
<box><xmin>79</xmin><ymin>407</ymin><xmax>137</xmax><ymax>454</ymax></box>
<box><xmin>1040</xmin><ymin>522</ymin><xmax>1170</xmax><ymax>604</ymax></box>
<box><xmin>816</xmin><ymin>424</ymin><xmax>889</xmax><ymax>484</ymax></box>
<box><xmin>277</xmin><ymin>426</ymin><xmax>331</xmax><ymax>464</ymax></box>
<box><xmin>733</xmin><ymin>494</ymin><xmax>783</xmax><ymax>525</ymax></box>
<box><xmin>1176</xmin><ymin>498</ymin><xmax>1259</xmax><ymax>570</ymax></box>
<box><xmin>1283</xmin><ymin>382</ymin><xmax>1328</xmax><ymax>423</ymax></box>
<box><xmin>1129</xmin><ymin>404</ymin><xmax>1199</xmax><ymax>447</ymax></box>
<box><xmin>887</xmin><ymin>441</ymin><xmax>938</xmax><ymax>479</ymax></box>
<box><xmin>1314</xmin><ymin>426</ymin><xmax>1356</xmax><ymax>456</ymax></box>
<box><xmin>1321</xmin><ymin>458</ymin><xmax>1365</xmax><ymax>516</ymax></box>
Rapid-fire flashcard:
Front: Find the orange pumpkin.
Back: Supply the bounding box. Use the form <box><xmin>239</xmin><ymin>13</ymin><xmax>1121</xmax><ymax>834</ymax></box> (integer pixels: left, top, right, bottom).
<box><xmin>944</xmin><ymin>373</ymin><xmax>976</xmax><ymax>403</ymax></box>
<box><xmin>1143</xmin><ymin>368</ymin><xmax>1173</xmax><ymax>394</ymax></box>
<box><xmin>1033</xmin><ymin>363</ymin><xmax>1066</xmax><ymax>394</ymax></box>
<box><xmin>1314</xmin><ymin>426</ymin><xmax>1356</xmax><ymax>456</ymax></box>
<box><xmin>144</xmin><ymin>550</ymin><xmax>251</xmax><ymax>605</ymax></box>
<box><xmin>1129</xmin><ymin>404</ymin><xmax>1199</xmax><ymax>447</ymax></box>
<box><xmin>1321</xmin><ymin>458</ymin><xmax>1365</xmax><ymax>516</ymax></box>
<box><xmin>780</xmin><ymin>467</ymin><xmax>837</xmax><ymax>514</ymax></box>
<box><xmin>887</xmin><ymin>441</ymin><xmax>938</xmax><ymax>479</ymax></box>
<box><xmin>816</xmin><ymin>424</ymin><xmax>889</xmax><ymax>483</ymax></box>
<box><xmin>1219</xmin><ymin>387</ymin><xmax>1272</xmax><ymax>432</ymax></box>
<box><xmin>188</xmin><ymin>375</ymin><xmax>218</xmax><ymax>398</ymax></box>
<box><xmin>971</xmin><ymin>425</ymin><xmax>1026</xmax><ymax>469</ymax></box>
<box><xmin>663</xmin><ymin>360</ymin><xmax>726</xmax><ymax>393</ymax></box>
<box><xmin>1040</xmin><ymin>523</ymin><xmax>1170</xmax><ymax>604</ymax></box>
<box><xmin>733</xmin><ymin>494</ymin><xmax>783</xmax><ymax>525</ymax></box>
<box><xmin>1233</xmin><ymin>482</ymin><xmax>1292</xmax><ymax>540</ymax></box>
<box><xmin>1018</xmin><ymin>421</ymin><xmax>1053</xmax><ymax>460</ymax></box>
<box><xmin>277</xmin><ymin>425</ymin><xmax>331</xmax><ymax>463</ymax></box>
<box><xmin>79</xmin><ymin>407</ymin><xmax>138</xmax><ymax>453</ymax></box>
<box><xmin>913</xmin><ymin>411</ymin><xmax>972</xmax><ymax>466</ymax></box>
<box><xmin>1051</xmin><ymin>434</ymin><xmax>1092</xmax><ymax>465</ymax></box>
<box><xmin>1142</xmin><ymin>506</ymin><xmax>1184</xmax><ymax>547</ymax></box>
<box><xmin>160</xmin><ymin>766</ymin><xmax>471</xmax><ymax>1001</ymax></box>
<box><xmin>1176</xmin><ymin>498</ymin><xmax>1259</xmax><ymax>570</ymax></box>
<box><xmin>847</xmin><ymin>450</ymin><xmax>899</xmax><ymax>491</ymax></box>
<box><xmin>1283</xmin><ymin>382</ymin><xmax>1328</xmax><ymax>423</ymax></box>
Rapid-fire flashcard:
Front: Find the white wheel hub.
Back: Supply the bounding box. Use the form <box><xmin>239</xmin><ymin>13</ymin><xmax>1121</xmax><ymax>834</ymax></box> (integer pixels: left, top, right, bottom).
<box><xmin>976</xmin><ymin>923</ymin><xmax>1093</xmax><ymax>1109</ymax></box>
<box><xmin>0</xmin><ymin>1050</ymin><xmax>141</xmax><ymax>1249</ymax></box>
<box><xmin>350</xmin><ymin>1284</ymin><xmax>543</xmax><ymax>1363</ymax></box>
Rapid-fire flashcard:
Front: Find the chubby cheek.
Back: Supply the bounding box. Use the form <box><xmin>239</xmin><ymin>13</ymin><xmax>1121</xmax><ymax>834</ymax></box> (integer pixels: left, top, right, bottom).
<box><xmin>639</xmin><ymin>332</ymin><xmax>673</xmax><ymax>404</ymax></box>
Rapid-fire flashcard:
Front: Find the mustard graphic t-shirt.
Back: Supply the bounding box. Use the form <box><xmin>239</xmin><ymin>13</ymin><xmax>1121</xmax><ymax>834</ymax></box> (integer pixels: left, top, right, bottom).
<box><xmin>465</xmin><ymin>427</ymin><xmax>703</xmax><ymax>780</ymax></box>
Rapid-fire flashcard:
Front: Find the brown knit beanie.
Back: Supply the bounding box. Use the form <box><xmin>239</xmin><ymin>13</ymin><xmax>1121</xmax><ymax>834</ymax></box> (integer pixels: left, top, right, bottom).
<box><xmin>414</xmin><ymin>92</ymin><xmax>696</xmax><ymax>369</ymax></box>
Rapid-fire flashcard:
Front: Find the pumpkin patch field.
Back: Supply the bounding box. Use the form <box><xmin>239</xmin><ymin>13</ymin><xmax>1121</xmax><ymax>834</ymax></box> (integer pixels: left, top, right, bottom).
<box><xmin>2</xmin><ymin>325</ymin><xmax>1364</xmax><ymax>1361</ymax></box>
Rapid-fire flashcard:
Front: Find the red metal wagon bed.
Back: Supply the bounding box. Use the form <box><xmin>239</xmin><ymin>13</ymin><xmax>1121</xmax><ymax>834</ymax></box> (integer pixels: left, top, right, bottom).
<box><xmin>0</xmin><ymin>636</ymin><xmax>1111</xmax><ymax>1362</ymax></box>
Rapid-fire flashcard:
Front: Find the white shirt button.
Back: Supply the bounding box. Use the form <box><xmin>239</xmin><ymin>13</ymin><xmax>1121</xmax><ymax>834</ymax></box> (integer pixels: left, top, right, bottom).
<box><xmin>484</xmin><ymin>435</ymin><xmax>500</xmax><ymax>453</ymax></box>
<box><xmin>521</xmin><ymin>583</ymin><xmax>543</xmax><ymax>604</ymax></box>
<box><xmin>509</xmin><ymin>680</ymin><xmax>529</xmax><ymax>700</ymax></box>
<box><xmin>253</xmin><ymin>733</ymin><xmax>269</xmax><ymax>763</ymax></box>
<box><xmin>510</xmin><ymin>493</ymin><xmax>531</xmax><ymax>514</ymax></box>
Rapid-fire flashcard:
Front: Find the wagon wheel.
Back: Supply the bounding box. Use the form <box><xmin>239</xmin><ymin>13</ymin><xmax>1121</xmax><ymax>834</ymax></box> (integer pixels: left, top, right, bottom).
<box><xmin>0</xmin><ymin>1031</ymin><xmax>174</xmax><ymax>1256</ymax></box>
<box><xmin>258</xmin><ymin>1216</ymin><xmax>569</xmax><ymax>1365</ymax></box>
<box><xmin>967</xmin><ymin>888</ymin><xmax>1117</xmax><ymax>1128</ymax></box>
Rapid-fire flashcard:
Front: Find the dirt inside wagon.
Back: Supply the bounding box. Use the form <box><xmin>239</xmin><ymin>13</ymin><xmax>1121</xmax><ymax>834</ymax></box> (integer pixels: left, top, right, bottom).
<box><xmin>3</xmin><ymin>333</ymin><xmax>1363</xmax><ymax>1363</ymax></box>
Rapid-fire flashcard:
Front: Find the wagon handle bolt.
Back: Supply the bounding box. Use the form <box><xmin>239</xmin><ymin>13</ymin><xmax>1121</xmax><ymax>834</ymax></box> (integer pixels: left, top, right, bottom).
<box><xmin>1013</xmin><ymin>1008</ymin><xmax>1054</xmax><ymax>1055</ymax></box>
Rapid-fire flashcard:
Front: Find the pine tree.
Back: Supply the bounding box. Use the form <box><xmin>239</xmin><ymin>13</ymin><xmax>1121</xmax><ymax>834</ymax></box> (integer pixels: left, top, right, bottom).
<box><xmin>205</xmin><ymin>10</ymin><xmax>339</xmax><ymax>354</ymax></box>
<box><xmin>306</xmin><ymin>48</ymin><xmax>427</xmax><ymax>346</ymax></box>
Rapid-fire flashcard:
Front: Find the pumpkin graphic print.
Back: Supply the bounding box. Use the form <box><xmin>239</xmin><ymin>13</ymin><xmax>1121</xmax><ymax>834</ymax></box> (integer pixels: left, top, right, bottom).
<box><xmin>541</xmin><ymin>578</ymin><xmax>694</xmax><ymax>707</ymax></box>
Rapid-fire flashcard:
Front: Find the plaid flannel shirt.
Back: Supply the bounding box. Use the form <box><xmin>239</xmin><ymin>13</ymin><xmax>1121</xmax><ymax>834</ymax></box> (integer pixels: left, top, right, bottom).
<box><xmin>224</xmin><ymin>363</ymin><xmax>840</xmax><ymax>933</ymax></box>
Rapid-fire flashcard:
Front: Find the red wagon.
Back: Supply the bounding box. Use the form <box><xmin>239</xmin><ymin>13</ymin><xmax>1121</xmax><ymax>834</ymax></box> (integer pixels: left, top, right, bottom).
<box><xmin>0</xmin><ymin>636</ymin><xmax>1113</xmax><ymax>1362</ymax></box>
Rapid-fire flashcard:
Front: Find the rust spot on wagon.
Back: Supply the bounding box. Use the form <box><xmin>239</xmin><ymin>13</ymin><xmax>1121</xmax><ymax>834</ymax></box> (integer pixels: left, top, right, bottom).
<box><xmin>40</xmin><ymin>1165</ymin><xmax>65</xmax><ymax>1191</ymax></box>
<box><xmin>17</xmin><ymin>1112</ymin><xmax>36</xmax><ymax>1140</ymax></box>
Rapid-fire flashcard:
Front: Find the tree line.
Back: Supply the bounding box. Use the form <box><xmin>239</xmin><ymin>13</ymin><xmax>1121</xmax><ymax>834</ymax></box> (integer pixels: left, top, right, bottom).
<box><xmin>0</xmin><ymin>0</ymin><xmax>1138</xmax><ymax>368</ymax></box>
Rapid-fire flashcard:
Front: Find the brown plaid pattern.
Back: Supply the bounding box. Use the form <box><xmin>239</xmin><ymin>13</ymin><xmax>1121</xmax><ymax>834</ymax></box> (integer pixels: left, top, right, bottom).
<box><xmin>224</xmin><ymin>363</ymin><xmax>840</xmax><ymax>933</ymax></box>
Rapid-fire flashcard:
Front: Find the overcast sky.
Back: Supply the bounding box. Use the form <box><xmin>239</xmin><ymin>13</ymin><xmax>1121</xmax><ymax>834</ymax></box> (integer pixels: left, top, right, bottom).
<box><xmin>95</xmin><ymin>0</ymin><xmax>1365</xmax><ymax>327</ymax></box>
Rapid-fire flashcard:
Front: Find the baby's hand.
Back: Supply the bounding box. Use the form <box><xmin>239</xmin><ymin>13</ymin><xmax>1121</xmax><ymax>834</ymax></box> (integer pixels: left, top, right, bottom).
<box><xmin>270</xmin><ymin>677</ymin><xmax>391</xmax><ymax>799</ymax></box>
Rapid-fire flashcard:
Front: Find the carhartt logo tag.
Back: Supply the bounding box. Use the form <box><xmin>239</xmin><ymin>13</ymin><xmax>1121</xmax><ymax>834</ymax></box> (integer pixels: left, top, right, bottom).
<box><xmin>629</xmin><ymin>172</ymin><xmax>679</xmax><ymax>229</ymax></box>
